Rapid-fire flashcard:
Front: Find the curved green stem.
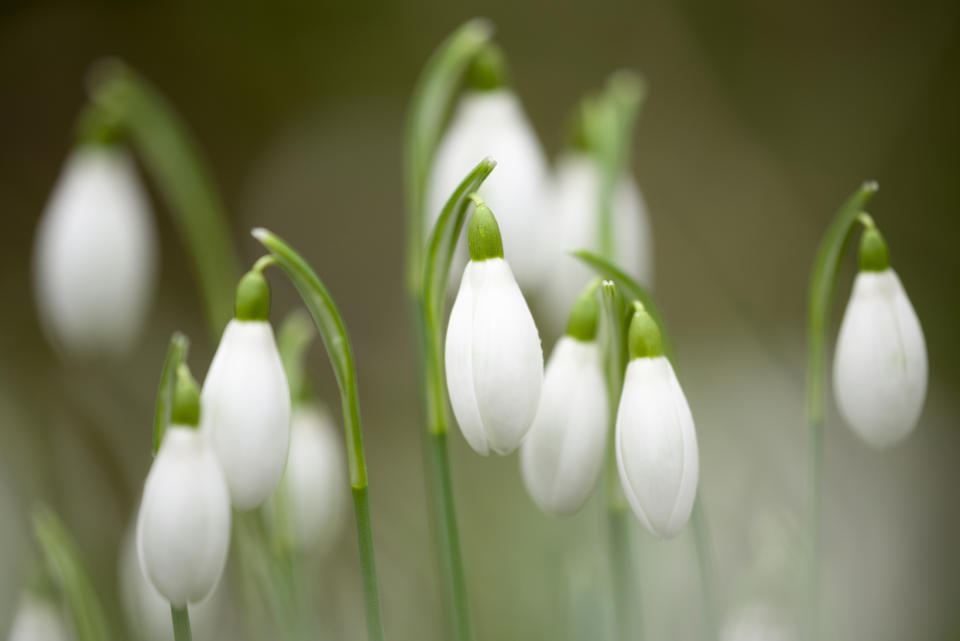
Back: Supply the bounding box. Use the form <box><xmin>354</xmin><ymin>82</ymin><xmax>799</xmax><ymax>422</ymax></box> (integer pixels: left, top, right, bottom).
<box><xmin>804</xmin><ymin>181</ymin><xmax>879</xmax><ymax>640</ymax></box>
<box><xmin>85</xmin><ymin>60</ymin><xmax>240</xmax><ymax>338</ymax></box>
<box><xmin>153</xmin><ymin>332</ymin><xmax>189</xmax><ymax>455</ymax></box>
<box><xmin>171</xmin><ymin>606</ymin><xmax>192</xmax><ymax>641</ymax></box>
<box><xmin>577</xmin><ymin>250</ymin><xmax>718</xmax><ymax>639</ymax></box>
<box><xmin>252</xmin><ymin>228</ymin><xmax>384</xmax><ymax>641</ymax></box>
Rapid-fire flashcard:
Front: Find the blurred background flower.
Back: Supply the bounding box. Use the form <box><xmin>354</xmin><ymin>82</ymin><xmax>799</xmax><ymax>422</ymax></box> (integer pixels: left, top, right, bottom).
<box><xmin>0</xmin><ymin>1</ymin><xmax>958</xmax><ymax>639</ymax></box>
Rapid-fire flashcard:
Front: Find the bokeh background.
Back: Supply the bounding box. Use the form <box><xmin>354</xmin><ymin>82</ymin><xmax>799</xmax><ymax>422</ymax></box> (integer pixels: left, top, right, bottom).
<box><xmin>1</xmin><ymin>1</ymin><xmax>959</xmax><ymax>639</ymax></box>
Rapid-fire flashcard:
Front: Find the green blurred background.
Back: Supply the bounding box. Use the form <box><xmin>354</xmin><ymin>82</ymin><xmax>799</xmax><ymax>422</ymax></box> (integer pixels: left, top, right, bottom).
<box><xmin>1</xmin><ymin>1</ymin><xmax>958</xmax><ymax>639</ymax></box>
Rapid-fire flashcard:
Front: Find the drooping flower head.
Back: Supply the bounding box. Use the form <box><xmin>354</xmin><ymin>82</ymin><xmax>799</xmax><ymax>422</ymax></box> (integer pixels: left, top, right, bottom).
<box><xmin>445</xmin><ymin>202</ymin><xmax>544</xmax><ymax>455</ymax></box>
<box><xmin>202</xmin><ymin>269</ymin><xmax>291</xmax><ymax>509</ymax></box>
<box><xmin>521</xmin><ymin>283</ymin><xmax>609</xmax><ymax>515</ymax></box>
<box><xmin>833</xmin><ymin>219</ymin><xmax>927</xmax><ymax>448</ymax></box>
<box><xmin>615</xmin><ymin>304</ymin><xmax>699</xmax><ymax>538</ymax></box>
<box><xmin>426</xmin><ymin>44</ymin><xmax>551</xmax><ymax>292</ymax></box>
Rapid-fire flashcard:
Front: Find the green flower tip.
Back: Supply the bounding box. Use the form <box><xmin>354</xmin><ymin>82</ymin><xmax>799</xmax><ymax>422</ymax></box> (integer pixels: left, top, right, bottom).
<box><xmin>74</xmin><ymin>104</ymin><xmax>125</xmax><ymax>146</ymax></box>
<box><xmin>567</xmin><ymin>95</ymin><xmax>601</xmax><ymax>153</ymax></box>
<box><xmin>466</xmin><ymin>43</ymin><xmax>509</xmax><ymax>91</ymax></box>
<box><xmin>171</xmin><ymin>364</ymin><xmax>201</xmax><ymax>427</ymax></box>
<box><xmin>235</xmin><ymin>269</ymin><xmax>271</xmax><ymax>321</ymax></box>
<box><xmin>627</xmin><ymin>303</ymin><xmax>663</xmax><ymax>360</ymax></box>
<box><xmin>858</xmin><ymin>221</ymin><xmax>890</xmax><ymax>272</ymax></box>
<box><xmin>468</xmin><ymin>201</ymin><xmax>504</xmax><ymax>261</ymax></box>
<box><xmin>566</xmin><ymin>283</ymin><xmax>600</xmax><ymax>341</ymax></box>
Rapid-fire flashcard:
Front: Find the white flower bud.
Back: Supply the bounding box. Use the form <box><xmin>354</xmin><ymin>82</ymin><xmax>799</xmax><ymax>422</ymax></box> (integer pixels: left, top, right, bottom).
<box><xmin>520</xmin><ymin>336</ymin><xmax>608</xmax><ymax>515</ymax></box>
<box><xmin>426</xmin><ymin>89</ymin><xmax>550</xmax><ymax>291</ymax></box>
<box><xmin>137</xmin><ymin>426</ymin><xmax>231</xmax><ymax>607</ymax></box>
<box><xmin>265</xmin><ymin>404</ymin><xmax>348</xmax><ymax>554</ymax></box>
<box><xmin>445</xmin><ymin>207</ymin><xmax>543</xmax><ymax>455</ymax></box>
<box><xmin>32</xmin><ymin>145</ymin><xmax>158</xmax><ymax>359</ymax></box>
<box><xmin>833</xmin><ymin>268</ymin><xmax>927</xmax><ymax>448</ymax></box>
<box><xmin>7</xmin><ymin>594</ymin><xmax>72</xmax><ymax>641</ymax></box>
<box><xmin>542</xmin><ymin>153</ymin><xmax>654</xmax><ymax>327</ymax></box>
<box><xmin>201</xmin><ymin>319</ymin><xmax>291</xmax><ymax>510</ymax></box>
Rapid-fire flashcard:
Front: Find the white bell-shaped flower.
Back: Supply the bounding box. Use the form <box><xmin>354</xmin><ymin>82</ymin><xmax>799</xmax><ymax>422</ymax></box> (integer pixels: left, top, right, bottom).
<box><xmin>33</xmin><ymin>144</ymin><xmax>158</xmax><ymax>359</ymax></box>
<box><xmin>425</xmin><ymin>45</ymin><xmax>550</xmax><ymax>292</ymax></box>
<box><xmin>265</xmin><ymin>403</ymin><xmax>348</xmax><ymax>554</ymax></box>
<box><xmin>520</xmin><ymin>287</ymin><xmax>608</xmax><ymax>515</ymax></box>
<box><xmin>138</xmin><ymin>367</ymin><xmax>231</xmax><ymax>607</ymax></box>
<box><xmin>542</xmin><ymin>151</ymin><xmax>653</xmax><ymax>329</ymax></box>
<box><xmin>202</xmin><ymin>270</ymin><xmax>291</xmax><ymax>510</ymax></box>
<box><xmin>445</xmin><ymin>203</ymin><xmax>543</xmax><ymax>455</ymax></box>
<box><xmin>615</xmin><ymin>305</ymin><xmax>699</xmax><ymax>538</ymax></box>
<box><xmin>833</xmin><ymin>225</ymin><xmax>927</xmax><ymax>448</ymax></box>
<box><xmin>7</xmin><ymin>594</ymin><xmax>73</xmax><ymax>641</ymax></box>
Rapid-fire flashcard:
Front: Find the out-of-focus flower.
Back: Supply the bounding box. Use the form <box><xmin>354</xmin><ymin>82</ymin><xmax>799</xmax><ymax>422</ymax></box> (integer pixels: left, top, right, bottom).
<box><xmin>7</xmin><ymin>593</ymin><xmax>73</xmax><ymax>641</ymax></box>
<box><xmin>265</xmin><ymin>404</ymin><xmax>348</xmax><ymax>555</ymax></box>
<box><xmin>446</xmin><ymin>203</ymin><xmax>543</xmax><ymax>455</ymax></box>
<box><xmin>833</xmin><ymin>224</ymin><xmax>927</xmax><ymax>448</ymax></box>
<box><xmin>425</xmin><ymin>44</ymin><xmax>550</xmax><ymax>291</ymax></box>
<box><xmin>138</xmin><ymin>367</ymin><xmax>231</xmax><ymax>607</ymax></box>
<box><xmin>33</xmin><ymin>144</ymin><xmax>157</xmax><ymax>359</ymax></box>
<box><xmin>202</xmin><ymin>270</ymin><xmax>291</xmax><ymax>510</ymax></box>
<box><xmin>521</xmin><ymin>286</ymin><xmax>608</xmax><ymax>515</ymax></box>
<box><xmin>720</xmin><ymin>602</ymin><xmax>797</xmax><ymax>641</ymax></box>
<box><xmin>615</xmin><ymin>305</ymin><xmax>698</xmax><ymax>538</ymax></box>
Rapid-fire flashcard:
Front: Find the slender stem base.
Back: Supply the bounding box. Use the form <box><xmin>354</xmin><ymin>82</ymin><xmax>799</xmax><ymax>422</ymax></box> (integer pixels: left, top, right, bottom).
<box><xmin>690</xmin><ymin>495</ymin><xmax>718</xmax><ymax>640</ymax></box>
<box><xmin>607</xmin><ymin>506</ymin><xmax>641</xmax><ymax>641</ymax></box>
<box><xmin>805</xmin><ymin>418</ymin><xmax>823</xmax><ymax>641</ymax></box>
<box><xmin>352</xmin><ymin>486</ymin><xmax>386</xmax><ymax>641</ymax></box>
<box><xmin>171</xmin><ymin>605</ymin><xmax>192</xmax><ymax>641</ymax></box>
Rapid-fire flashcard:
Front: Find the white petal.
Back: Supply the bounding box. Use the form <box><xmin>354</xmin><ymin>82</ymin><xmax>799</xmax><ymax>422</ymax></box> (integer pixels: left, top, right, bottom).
<box><xmin>8</xmin><ymin>595</ymin><xmax>72</xmax><ymax>641</ymax></box>
<box><xmin>833</xmin><ymin>269</ymin><xmax>927</xmax><ymax>448</ymax></box>
<box><xmin>541</xmin><ymin>153</ymin><xmax>654</xmax><ymax>329</ymax></box>
<box><xmin>137</xmin><ymin>427</ymin><xmax>231</xmax><ymax>607</ymax></box>
<box><xmin>264</xmin><ymin>405</ymin><xmax>348</xmax><ymax>554</ymax></box>
<box><xmin>33</xmin><ymin>146</ymin><xmax>158</xmax><ymax>358</ymax></box>
<box><xmin>201</xmin><ymin>320</ymin><xmax>292</xmax><ymax>509</ymax></box>
<box><xmin>615</xmin><ymin>356</ymin><xmax>699</xmax><ymax>538</ymax></box>
<box><xmin>520</xmin><ymin>337</ymin><xmax>608</xmax><ymax>514</ymax></box>
<box><xmin>425</xmin><ymin>90</ymin><xmax>551</xmax><ymax>291</ymax></box>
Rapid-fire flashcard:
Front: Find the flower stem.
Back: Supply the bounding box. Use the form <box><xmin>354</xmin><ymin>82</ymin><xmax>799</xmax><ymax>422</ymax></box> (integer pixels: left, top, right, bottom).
<box><xmin>804</xmin><ymin>181</ymin><xmax>879</xmax><ymax>640</ymax></box>
<box><xmin>171</xmin><ymin>606</ymin><xmax>192</xmax><ymax>641</ymax></box>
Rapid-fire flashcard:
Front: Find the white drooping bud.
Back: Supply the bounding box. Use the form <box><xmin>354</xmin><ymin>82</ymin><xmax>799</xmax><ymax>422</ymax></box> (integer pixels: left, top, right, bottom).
<box><xmin>137</xmin><ymin>426</ymin><xmax>231</xmax><ymax>607</ymax></box>
<box><xmin>445</xmin><ymin>204</ymin><xmax>544</xmax><ymax>455</ymax></box>
<box><xmin>264</xmin><ymin>404</ymin><xmax>348</xmax><ymax>554</ymax></box>
<box><xmin>33</xmin><ymin>144</ymin><xmax>158</xmax><ymax>359</ymax></box>
<box><xmin>7</xmin><ymin>594</ymin><xmax>73</xmax><ymax>641</ymax></box>
<box><xmin>520</xmin><ymin>287</ymin><xmax>608</xmax><ymax>515</ymax></box>
<box><xmin>120</xmin><ymin>517</ymin><xmax>221</xmax><ymax>641</ymax></box>
<box><xmin>615</xmin><ymin>306</ymin><xmax>699</xmax><ymax>538</ymax></box>
<box><xmin>832</xmin><ymin>225</ymin><xmax>927</xmax><ymax>448</ymax></box>
<box><xmin>425</xmin><ymin>45</ymin><xmax>550</xmax><ymax>292</ymax></box>
<box><xmin>542</xmin><ymin>152</ymin><xmax>654</xmax><ymax>328</ymax></box>
<box><xmin>202</xmin><ymin>271</ymin><xmax>291</xmax><ymax>510</ymax></box>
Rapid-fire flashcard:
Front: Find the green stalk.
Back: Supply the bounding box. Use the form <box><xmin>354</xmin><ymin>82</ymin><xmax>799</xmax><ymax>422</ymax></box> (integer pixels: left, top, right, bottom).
<box><xmin>171</xmin><ymin>606</ymin><xmax>193</xmax><ymax>641</ymax></box>
<box><xmin>576</xmin><ymin>250</ymin><xmax>719</xmax><ymax>639</ymax></box>
<box><xmin>803</xmin><ymin>181</ymin><xmax>879</xmax><ymax>640</ymax></box>
<box><xmin>253</xmin><ymin>228</ymin><xmax>385</xmax><ymax>641</ymax></box>
<box><xmin>85</xmin><ymin>60</ymin><xmax>240</xmax><ymax>337</ymax></box>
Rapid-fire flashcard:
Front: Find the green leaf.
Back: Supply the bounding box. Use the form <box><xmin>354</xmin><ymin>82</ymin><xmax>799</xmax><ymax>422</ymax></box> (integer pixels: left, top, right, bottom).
<box><xmin>153</xmin><ymin>332</ymin><xmax>189</xmax><ymax>455</ymax></box>
<box><xmin>32</xmin><ymin>505</ymin><xmax>112</xmax><ymax>641</ymax></box>
<box><xmin>805</xmin><ymin>181</ymin><xmax>879</xmax><ymax>425</ymax></box>
<box><xmin>87</xmin><ymin>60</ymin><xmax>239</xmax><ymax>339</ymax></box>
<box><xmin>403</xmin><ymin>18</ymin><xmax>495</xmax><ymax>295</ymax></box>
<box><xmin>276</xmin><ymin>309</ymin><xmax>316</xmax><ymax>404</ymax></box>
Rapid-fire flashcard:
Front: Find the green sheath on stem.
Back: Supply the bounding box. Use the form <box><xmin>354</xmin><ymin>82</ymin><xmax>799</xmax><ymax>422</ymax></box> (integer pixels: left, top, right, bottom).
<box><xmin>171</xmin><ymin>606</ymin><xmax>193</xmax><ymax>641</ymax></box>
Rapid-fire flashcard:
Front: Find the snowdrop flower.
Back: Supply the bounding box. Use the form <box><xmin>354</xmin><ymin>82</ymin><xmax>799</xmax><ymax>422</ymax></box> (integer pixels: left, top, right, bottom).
<box><xmin>445</xmin><ymin>202</ymin><xmax>543</xmax><ymax>455</ymax></box>
<box><xmin>7</xmin><ymin>593</ymin><xmax>73</xmax><ymax>641</ymax></box>
<box><xmin>521</xmin><ymin>285</ymin><xmax>608</xmax><ymax>514</ymax></box>
<box><xmin>615</xmin><ymin>304</ymin><xmax>698</xmax><ymax>538</ymax></box>
<box><xmin>120</xmin><ymin>517</ymin><xmax>221</xmax><ymax>641</ymax></box>
<box><xmin>721</xmin><ymin>602</ymin><xmax>797</xmax><ymax>641</ymax></box>
<box><xmin>33</xmin><ymin>144</ymin><xmax>157</xmax><ymax>359</ymax></box>
<box><xmin>542</xmin><ymin>150</ymin><xmax>653</xmax><ymax>328</ymax></box>
<box><xmin>265</xmin><ymin>403</ymin><xmax>348</xmax><ymax>554</ymax></box>
<box><xmin>833</xmin><ymin>222</ymin><xmax>927</xmax><ymax>448</ymax></box>
<box><xmin>138</xmin><ymin>366</ymin><xmax>231</xmax><ymax>608</ymax></box>
<box><xmin>202</xmin><ymin>269</ymin><xmax>291</xmax><ymax>509</ymax></box>
<box><xmin>425</xmin><ymin>44</ymin><xmax>551</xmax><ymax>291</ymax></box>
